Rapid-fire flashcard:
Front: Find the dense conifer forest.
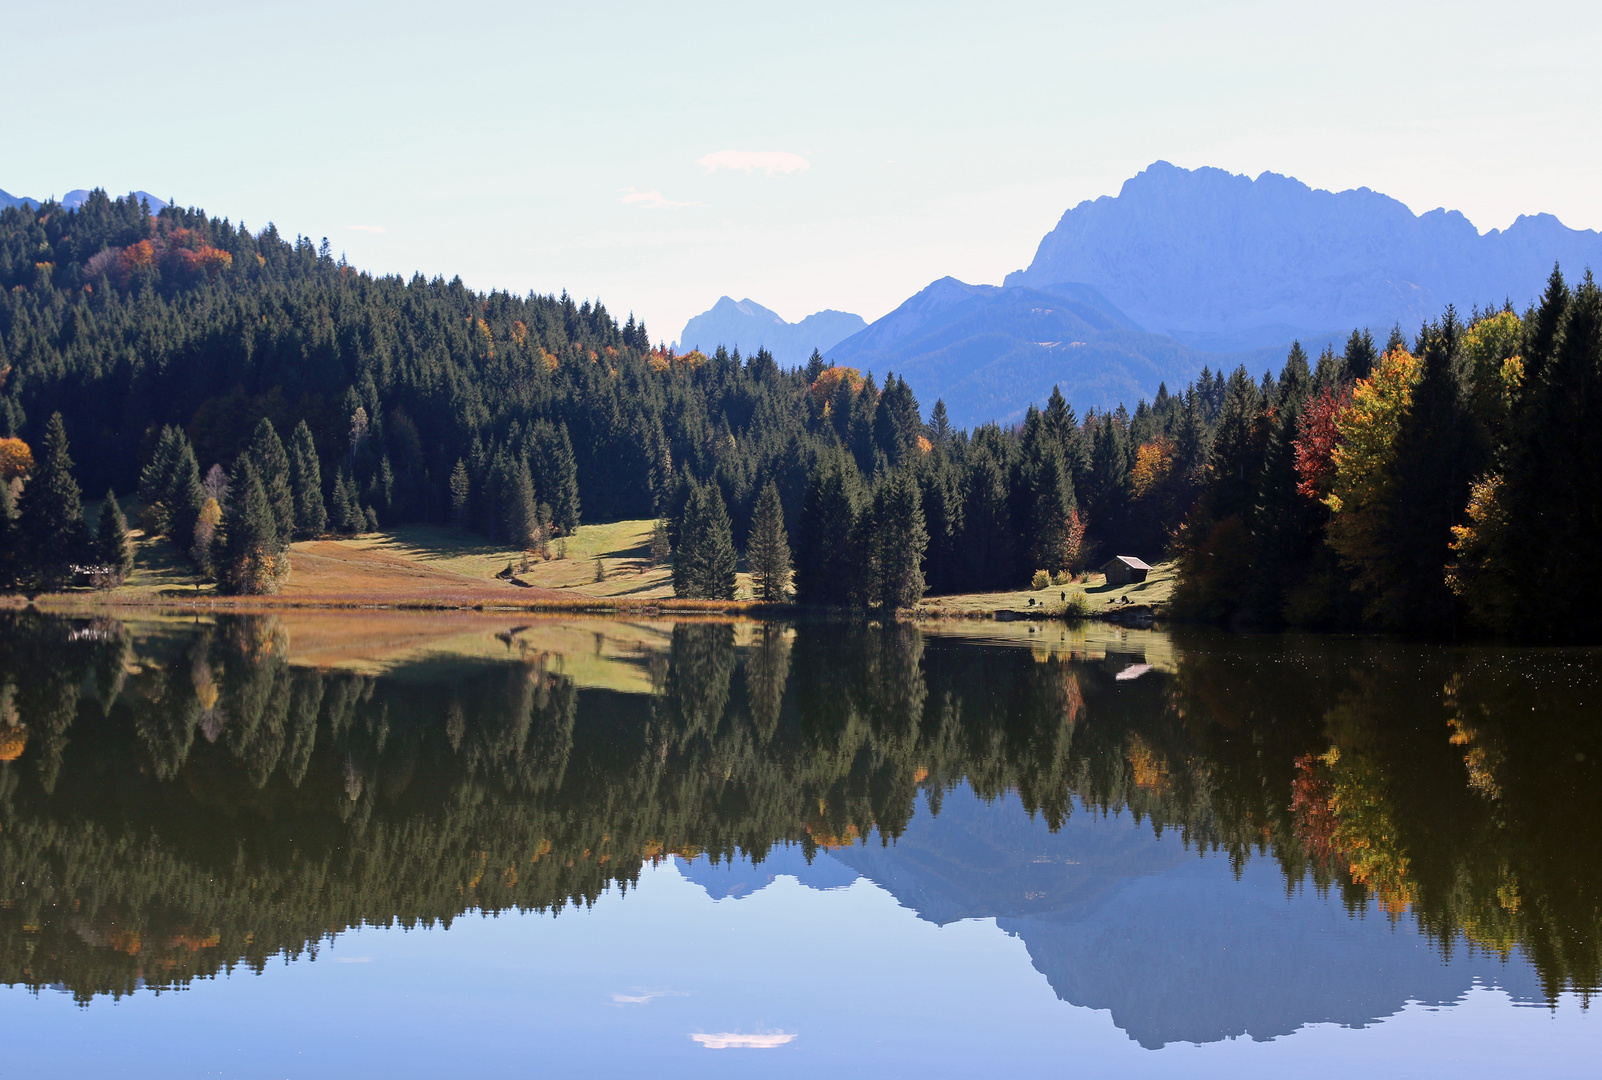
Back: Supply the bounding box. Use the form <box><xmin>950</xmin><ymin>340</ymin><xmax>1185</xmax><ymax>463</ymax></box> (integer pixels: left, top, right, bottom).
<box><xmin>0</xmin><ymin>192</ymin><xmax>1597</xmax><ymax>634</ymax></box>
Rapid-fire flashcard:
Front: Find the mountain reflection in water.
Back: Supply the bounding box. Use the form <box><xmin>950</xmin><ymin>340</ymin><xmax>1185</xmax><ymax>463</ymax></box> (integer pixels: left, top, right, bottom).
<box><xmin>0</xmin><ymin>610</ymin><xmax>1596</xmax><ymax>1051</ymax></box>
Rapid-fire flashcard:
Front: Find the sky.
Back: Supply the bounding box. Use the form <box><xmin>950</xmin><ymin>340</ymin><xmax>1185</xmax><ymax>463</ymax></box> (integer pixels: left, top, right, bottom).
<box><xmin>4</xmin><ymin>0</ymin><xmax>1600</xmax><ymax>343</ymax></box>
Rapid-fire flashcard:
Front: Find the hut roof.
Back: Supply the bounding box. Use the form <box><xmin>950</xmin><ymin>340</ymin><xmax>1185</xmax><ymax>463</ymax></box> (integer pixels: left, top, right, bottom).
<box><xmin>1103</xmin><ymin>555</ymin><xmax>1153</xmax><ymax>571</ymax></box>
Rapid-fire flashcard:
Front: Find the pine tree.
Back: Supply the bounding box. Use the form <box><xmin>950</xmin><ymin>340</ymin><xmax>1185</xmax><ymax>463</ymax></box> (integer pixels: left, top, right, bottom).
<box><xmin>650</xmin><ymin>517</ymin><xmax>671</xmax><ymax>566</ymax></box>
<box><xmin>1343</xmin><ymin>328</ymin><xmax>1378</xmax><ymax>382</ymax></box>
<box><xmin>746</xmin><ymin>481</ymin><xmax>791</xmax><ymax>601</ymax></box>
<box><xmin>166</xmin><ymin>437</ymin><xmax>206</xmax><ymax>553</ymax></box>
<box><xmin>289</xmin><ymin>421</ymin><xmax>327</xmax><ymax>538</ymax></box>
<box><xmin>248</xmin><ymin>418</ymin><xmax>296</xmax><ymax>542</ymax></box>
<box><xmin>16</xmin><ymin>413</ymin><xmax>90</xmax><ymax>591</ymax></box>
<box><xmin>871</xmin><ymin>468</ymin><xmax>928</xmax><ymax>610</ymax></box>
<box><xmin>218</xmin><ymin>457</ymin><xmax>287</xmax><ymax>594</ymax></box>
<box><xmin>927</xmin><ymin>399</ymin><xmax>953</xmax><ymax>448</ymax></box>
<box><xmin>796</xmin><ymin>449</ymin><xmax>861</xmax><ymax>605</ymax></box>
<box><xmin>449</xmin><ymin>458</ymin><xmax>470</xmax><ymax>530</ymax></box>
<box><xmin>136</xmin><ymin>426</ymin><xmax>181</xmax><ymax>535</ymax></box>
<box><xmin>96</xmin><ymin>490</ymin><xmax>133</xmax><ymax>584</ymax></box>
<box><xmin>1028</xmin><ymin>443</ymin><xmax>1075</xmax><ymax>573</ymax></box>
<box><xmin>672</xmin><ymin>482</ymin><xmax>736</xmax><ymax>600</ymax></box>
<box><xmin>330</xmin><ymin>466</ymin><xmax>357</xmax><ymax>533</ymax></box>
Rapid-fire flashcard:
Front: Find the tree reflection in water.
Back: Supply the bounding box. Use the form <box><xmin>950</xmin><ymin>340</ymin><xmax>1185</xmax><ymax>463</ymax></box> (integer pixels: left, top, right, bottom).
<box><xmin>0</xmin><ymin>611</ymin><xmax>1597</xmax><ymax>1005</ymax></box>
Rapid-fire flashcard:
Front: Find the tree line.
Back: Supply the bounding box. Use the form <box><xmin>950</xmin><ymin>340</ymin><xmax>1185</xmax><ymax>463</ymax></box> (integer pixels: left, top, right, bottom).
<box><xmin>2</xmin><ymin>192</ymin><xmax>1597</xmax><ymax>628</ymax></box>
<box><xmin>2</xmin><ymin>610</ymin><xmax>1596</xmax><ymax>1001</ymax></box>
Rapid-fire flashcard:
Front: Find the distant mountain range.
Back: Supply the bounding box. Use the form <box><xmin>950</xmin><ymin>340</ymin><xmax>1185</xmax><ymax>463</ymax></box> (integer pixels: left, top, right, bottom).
<box><xmin>676</xmin><ymin>297</ymin><xmax>866</xmax><ymax>366</ymax></box>
<box><xmin>1008</xmin><ymin>161</ymin><xmax>1602</xmax><ymax>352</ymax></box>
<box><xmin>0</xmin><ymin>187</ymin><xmax>169</xmax><ymax>212</ymax></box>
<box><xmin>679</xmin><ymin>784</ymin><xmax>1544</xmax><ymax>1049</ymax></box>
<box><xmin>685</xmin><ymin>162</ymin><xmax>1602</xmax><ymax>428</ymax></box>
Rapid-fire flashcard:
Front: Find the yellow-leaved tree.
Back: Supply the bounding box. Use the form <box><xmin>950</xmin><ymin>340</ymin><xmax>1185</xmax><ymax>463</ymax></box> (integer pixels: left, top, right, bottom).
<box><xmin>1323</xmin><ymin>347</ymin><xmax>1420</xmax><ymax>614</ymax></box>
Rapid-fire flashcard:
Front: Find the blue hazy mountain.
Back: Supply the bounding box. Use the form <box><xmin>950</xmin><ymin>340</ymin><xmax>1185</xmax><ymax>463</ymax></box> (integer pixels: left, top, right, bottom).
<box><xmin>1007</xmin><ymin>160</ymin><xmax>1602</xmax><ymax>352</ymax></box>
<box><xmin>828</xmin><ymin>162</ymin><xmax>1602</xmax><ymax>427</ymax></box>
<box><xmin>677</xmin><ymin>297</ymin><xmax>866</xmax><ymax>366</ymax></box>
<box><xmin>1</xmin><ymin>187</ymin><xmax>169</xmax><ymax>212</ymax></box>
<box><xmin>824</xmin><ymin>276</ymin><xmax>1274</xmax><ymax>428</ymax></box>
<box><xmin>699</xmin><ymin>786</ymin><xmax>1544</xmax><ymax>1049</ymax></box>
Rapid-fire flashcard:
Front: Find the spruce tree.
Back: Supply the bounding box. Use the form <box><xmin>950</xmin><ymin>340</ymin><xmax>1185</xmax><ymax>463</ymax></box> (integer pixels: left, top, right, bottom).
<box><xmin>248</xmin><ymin>419</ymin><xmax>296</xmax><ymax>542</ymax></box>
<box><xmin>96</xmin><ymin>490</ymin><xmax>134</xmax><ymax>584</ymax></box>
<box><xmin>16</xmin><ymin>413</ymin><xmax>90</xmax><ymax>591</ymax></box>
<box><xmin>796</xmin><ymin>449</ymin><xmax>860</xmax><ymax>606</ymax></box>
<box><xmin>650</xmin><ymin>518</ymin><xmax>671</xmax><ymax>566</ymax></box>
<box><xmin>1343</xmin><ymin>328</ymin><xmax>1378</xmax><ymax>381</ymax></box>
<box><xmin>166</xmin><ymin>437</ymin><xmax>206</xmax><ymax>550</ymax></box>
<box><xmin>449</xmin><ymin>458</ymin><xmax>470</xmax><ymax>530</ymax></box>
<box><xmin>136</xmin><ymin>426</ymin><xmax>181</xmax><ymax>535</ymax></box>
<box><xmin>219</xmin><ymin>457</ymin><xmax>286</xmax><ymax>594</ymax></box>
<box><xmin>289</xmin><ymin>420</ymin><xmax>327</xmax><ymax>538</ymax></box>
<box><xmin>672</xmin><ymin>482</ymin><xmax>736</xmax><ymax>600</ymax></box>
<box><xmin>746</xmin><ymin>480</ymin><xmax>791</xmax><ymax>601</ymax></box>
<box><xmin>1028</xmin><ymin>443</ymin><xmax>1075</xmax><ymax>573</ymax></box>
<box><xmin>871</xmin><ymin>468</ymin><xmax>928</xmax><ymax>610</ymax></box>
<box><xmin>330</xmin><ymin>466</ymin><xmax>357</xmax><ymax>533</ymax></box>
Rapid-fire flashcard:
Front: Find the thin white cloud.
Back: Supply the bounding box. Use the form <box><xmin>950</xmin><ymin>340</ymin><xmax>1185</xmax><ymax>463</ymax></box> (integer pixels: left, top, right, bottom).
<box><xmin>619</xmin><ymin>188</ymin><xmax>699</xmax><ymax>209</ymax></box>
<box><xmin>345</xmin><ymin>225</ymin><xmax>385</xmax><ymax>234</ymax></box>
<box><xmin>610</xmin><ymin>990</ymin><xmax>689</xmax><ymax>1005</ymax></box>
<box><xmin>690</xmin><ymin>1032</ymin><xmax>797</xmax><ymax>1049</ymax></box>
<box><xmin>697</xmin><ymin>150</ymin><xmax>810</xmax><ymax>176</ymax></box>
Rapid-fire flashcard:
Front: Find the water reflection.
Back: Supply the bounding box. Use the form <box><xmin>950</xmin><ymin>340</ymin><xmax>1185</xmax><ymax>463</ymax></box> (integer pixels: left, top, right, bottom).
<box><xmin>0</xmin><ymin>610</ymin><xmax>1597</xmax><ymax>1046</ymax></box>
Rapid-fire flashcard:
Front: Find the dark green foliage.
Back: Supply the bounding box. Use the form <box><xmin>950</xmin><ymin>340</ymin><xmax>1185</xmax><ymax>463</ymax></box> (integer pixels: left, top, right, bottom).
<box><xmin>868</xmin><ymin>468</ymin><xmax>928</xmax><ymax>610</ymax></box>
<box><xmin>796</xmin><ymin>449</ymin><xmax>863</xmax><ymax>606</ymax></box>
<box><xmin>217</xmin><ymin>458</ymin><xmax>286</xmax><ymax>594</ymax></box>
<box><xmin>247</xmin><ymin>418</ymin><xmax>295</xmax><ymax>543</ymax></box>
<box><xmin>15</xmin><ymin>413</ymin><xmax>89</xmax><ymax>591</ymax></box>
<box><xmin>449</xmin><ymin>459</ymin><xmax>470</xmax><ymax>530</ymax></box>
<box><xmin>746</xmin><ymin>480</ymin><xmax>791</xmax><ymax>601</ymax></box>
<box><xmin>1373</xmin><ymin>309</ymin><xmax>1489</xmax><ymax>630</ymax></box>
<box><xmin>96</xmin><ymin>490</ymin><xmax>133</xmax><ymax>583</ymax></box>
<box><xmin>1491</xmin><ymin>272</ymin><xmax>1602</xmax><ymax>635</ymax></box>
<box><xmin>650</xmin><ymin>518</ymin><xmax>671</xmax><ymax>566</ymax></box>
<box><xmin>672</xmin><ymin>481</ymin><xmax>736</xmax><ymax>600</ymax></box>
<box><xmin>289</xmin><ymin>421</ymin><xmax>327</xmax><ymax>538</ymax></box>
<box><xmin>958</xmin><ymin>429</ymin><xmax>1015</xmax><ymax>592</ymax></box>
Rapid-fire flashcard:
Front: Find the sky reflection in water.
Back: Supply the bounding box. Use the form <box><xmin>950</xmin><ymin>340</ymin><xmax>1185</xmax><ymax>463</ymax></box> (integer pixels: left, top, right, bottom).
<box><xmin>0</xmin><ymin>612</ymin><xmax>1597</xmax><ymax>1077</ymax></box>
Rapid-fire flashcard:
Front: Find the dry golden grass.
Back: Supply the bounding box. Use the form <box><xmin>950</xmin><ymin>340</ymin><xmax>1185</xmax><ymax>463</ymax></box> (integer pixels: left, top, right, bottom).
<box><xmin>910</xmin><ymin>561</ymin><xmax>1177</xmax><ymax>620</ymax></box>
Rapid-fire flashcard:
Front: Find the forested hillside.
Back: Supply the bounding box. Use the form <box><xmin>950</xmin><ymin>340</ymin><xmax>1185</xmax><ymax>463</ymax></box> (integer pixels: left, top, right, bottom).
<box><xmin>0</xmin><ymin>191</ymin><xmax>1597</xmax><ymax>636</ymax></box>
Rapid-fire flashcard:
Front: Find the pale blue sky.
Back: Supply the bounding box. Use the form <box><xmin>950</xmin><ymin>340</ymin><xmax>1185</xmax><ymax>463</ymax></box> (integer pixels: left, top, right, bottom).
<box><xmin>4</xmin><ymin>0</ymin><xmax>1598</xmax><ymax>342</ymax></box>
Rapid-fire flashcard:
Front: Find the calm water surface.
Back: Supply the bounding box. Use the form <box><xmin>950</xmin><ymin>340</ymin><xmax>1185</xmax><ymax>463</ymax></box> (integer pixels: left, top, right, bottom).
<box><xmin>0</xmin><ymin>612</ymin><xmax>1597</xmax><ymax>1077</ymax></box>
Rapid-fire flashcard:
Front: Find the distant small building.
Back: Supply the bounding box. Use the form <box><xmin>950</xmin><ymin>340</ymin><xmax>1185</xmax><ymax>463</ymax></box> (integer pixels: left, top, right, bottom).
<box><xmin>1101</xmin><ymin>555</ymin><xmax>1152</xmax><ymax>586</ymax></box>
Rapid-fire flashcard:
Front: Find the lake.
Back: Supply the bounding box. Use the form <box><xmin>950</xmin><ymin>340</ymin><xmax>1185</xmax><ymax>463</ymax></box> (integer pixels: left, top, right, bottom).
<box><xmin>0</xmin><ymin>610</ymin><xmax>1597</xmax><ymax>1078</ymax></box>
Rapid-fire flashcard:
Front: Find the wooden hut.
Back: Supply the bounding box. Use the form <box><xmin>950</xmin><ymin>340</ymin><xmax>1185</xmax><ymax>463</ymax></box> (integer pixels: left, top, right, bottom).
<box><xmin>1101</xmin><ymin>555</ymin><xmax>1152</xmax><ymax>586</ymax></box>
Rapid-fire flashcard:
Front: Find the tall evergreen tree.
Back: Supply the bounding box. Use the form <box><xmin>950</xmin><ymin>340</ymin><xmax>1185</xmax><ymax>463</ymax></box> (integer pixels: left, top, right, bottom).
<box><xmin>16</xmin><ymin>413</ymin><xmax>89</xmax><ymax>591</ymax></box>
<box><xmin>449</xmin><ymin>459</ymin><xmax>470</xmax><ymax>530</ymax></box>
<box><xmin>746</xmin><ymin>480</ymin><xmax>791</xmax><ymax>602</ymax></box>
<box><xmin>248</xmin><ymin>419</ymin><xmax>295</xmax><ymax>543</ymax></box>
<box><xmin>289</xmin><ymin>420</ymin><xmax>327</xmax><ymax>538</ymax></box>
<box><xmin>218</xmin><ymin>457</ymin><xmax>288</xmax><ymax>594</ymax></box>
<box><xmin>96</xmin><ymin>490</ymin><xmax>133</xmax><ymax>584</ymax></box>
<box><xmin>871</xmin><ymin>468</ymin><xmax>928</xmax><ymax>610</ymax></box>
<box><xmin>796</xmin><ymin>449</ymin><xmax>861</xmax><ymax>606</ymax></box>
<box><xmin>672</xmin><ymin>482</ymin><xmax>736</xmax><ymax>600</ymax></box>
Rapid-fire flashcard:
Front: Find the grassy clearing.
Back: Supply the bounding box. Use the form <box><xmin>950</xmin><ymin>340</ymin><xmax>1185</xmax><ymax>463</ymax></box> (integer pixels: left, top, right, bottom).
<box><xmin>29</xmin><ymin>519</ymin><xmax>768</xmax><ymax>613</ymax></box>
<box><xmin>911</xmin><ymin>561</ymin><xmax>1178</xmax><ymax>620</ymax></box>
